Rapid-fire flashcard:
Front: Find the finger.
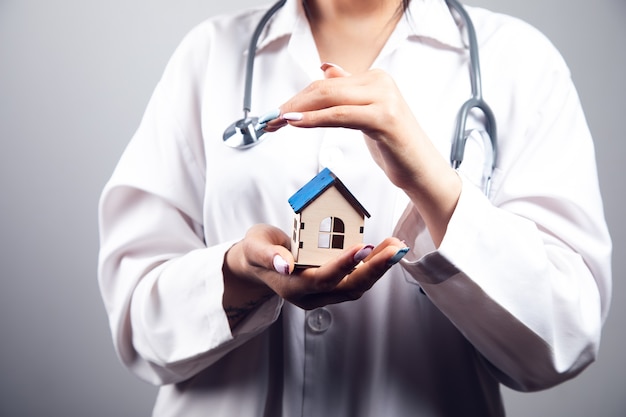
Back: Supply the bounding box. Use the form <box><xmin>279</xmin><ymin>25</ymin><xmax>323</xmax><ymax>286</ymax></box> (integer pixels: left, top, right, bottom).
<box><xmin>267</xmin><ymin>103</ymin><xmax>375</xmax><ymax>133</ymax></box>
<box><xmin>264</xmin><ymin>111</ymin><xmax>305</xmax><ymax>132</ymax></box>
<box><xmin>294</xmin><ymin>242</ymin><xmax>408</xmax><ymax>309</ymax></box>
<box><xmin>292</xmin><ymin>239</ymin><xmax>408</xmax><ymax>309</ymax></box>
<box><xmin>254</xmin><ymin>108</ymin><xmax>281</xmax><ymax>131</ymax></box>
<box><xmin>295</xmin><ymin>244</ymin><xmax>373</xmax><ymax>293</ymax></box>
<box><xmin>337</xmin><ymin>240</ymin><xmax>406</xmax><ymax>287</ymax></box>
<box><xmin>284</xmin><ymin>105</ymin><xmax>378</xmax><ymax>131</ymax></box>
<box><xmin>288</xmin><ymin>244</ymin><xmax>373</xmax><ymax>309</ymax></box>
<box><xmin>266</xmin><ymin>69</ymin><xmax>409</xmax><ymax>136</ymax></box>
<box><xmin>326</xmin><ymin>239</ymin><xmax>407</xmax><ymax>293</ymax></box>
<box><xmin>365</xmin><ymin>237</ymin><xmax>406</xmax><ymax>259</ymax></box>
<box><xmin>325</xmin><ymin>243</ymin><xmax>409</xmax><ymax>302</ymax></box>
<box><xmin>295</xmin><ymin>238</ymin><xmax>402</xmax><ymax>290</ymax></box>
<box><xmin>321</xmin><ymin>62</ymin><xmax>351</xmax><ymax>78</ymax></box>
<box><xmin>275</xmin><ymin>68</ymin><xmax>402</xmax><ymax>120</ymax></box>
<box><xmin>242</xmin><ymin>225</ymin><xmax>294</xmax><ymax>273</ymax></box>
<box><xmin>281</xmin><ymin>76</ymin><xmax>375</xmax><ymax>115</ymax></box>
<box><xmin>263</xmin><ymin>117</ymin><xmax>288</xmax><ymax>132</ymax></box>
<box><xmin>277</xmin><ymin>73</ymin><xmax>402</xmax><ymax>131</ymax></box>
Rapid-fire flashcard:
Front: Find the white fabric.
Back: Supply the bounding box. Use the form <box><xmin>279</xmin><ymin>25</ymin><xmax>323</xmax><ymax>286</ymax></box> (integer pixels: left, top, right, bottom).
<box><xmin>97</xmin><ymin>0</ymin><xmax>612</xmax><ymax>415</ymax></box>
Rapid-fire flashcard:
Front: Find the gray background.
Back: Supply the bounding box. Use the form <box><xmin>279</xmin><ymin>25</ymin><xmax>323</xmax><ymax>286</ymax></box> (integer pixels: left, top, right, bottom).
<box><xmin>0</xmin><ymin>0</ymin><xmax>623</xmax><ymax>415</ymax></box>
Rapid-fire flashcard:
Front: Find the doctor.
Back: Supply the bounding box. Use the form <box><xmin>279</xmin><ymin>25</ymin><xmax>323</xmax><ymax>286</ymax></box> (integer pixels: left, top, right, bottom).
<box><xmin>98</xmin><ymin>0</ymin><xmax>612</xmax><ymax>416</ymax></box>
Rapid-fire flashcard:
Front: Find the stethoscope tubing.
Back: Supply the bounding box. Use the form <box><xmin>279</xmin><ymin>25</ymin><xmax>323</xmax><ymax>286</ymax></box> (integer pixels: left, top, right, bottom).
<box><xmin>243</xmin><ymin>0</ymin><xmax>288</xmax><ymax>118</ymax></box>
<box><xmin>446</xmin><ymin>0</ymin><xmax>497</xmax><ymax>173</ymax></box>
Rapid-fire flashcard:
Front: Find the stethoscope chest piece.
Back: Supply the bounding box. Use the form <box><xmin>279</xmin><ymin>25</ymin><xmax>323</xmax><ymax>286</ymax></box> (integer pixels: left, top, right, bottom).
<box><xmin>223</xmin><ymin>117</ymin><xmax>265</xmax><ymax>149</ymax></box>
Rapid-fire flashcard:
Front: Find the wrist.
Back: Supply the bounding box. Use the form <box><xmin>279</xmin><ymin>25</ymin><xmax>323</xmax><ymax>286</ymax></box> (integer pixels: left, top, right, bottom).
<box><xmin>406</xmin><ymin>166</ymin><xmax>461</xmax><ymax>247</ymax></box>
<box><xmin>222</xmin><ymin>242</ymin><xmax>275</xmax><ymax>329</ymax></box>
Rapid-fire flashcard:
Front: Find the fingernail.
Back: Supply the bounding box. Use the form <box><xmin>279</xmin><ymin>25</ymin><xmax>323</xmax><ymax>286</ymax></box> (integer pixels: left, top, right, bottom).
<box><xmin>353</xmin><ymin>244</ymin><xmax>374</xmax><ymax>263</ymax></box>
<box><xmin>282</xmin><ymin>112</ymin><xmax>303</xmax><ymax>121</ymax></box>
<box><xmin>386</xmin><ymin>247</ymin><xmax>410</xmax><ymax>267</ymax></box>
<box><xmin>320</xmin><ymin>62</ymin><xmax>345</xmax><ymax>72</ymax></box>
<box><xmin>254</xmin><ymin>108</ymin><xmax>281</xmax><ymax>131</ymax></box>
<box><xmin>273</xmin><ymin>254</ymin><xmax>290</xmax><ymax>275</ymax></box>
<box><xmin>258</xmin><ymin>108</ymin><xmax>281</xmax><ymax>124</ymax></box>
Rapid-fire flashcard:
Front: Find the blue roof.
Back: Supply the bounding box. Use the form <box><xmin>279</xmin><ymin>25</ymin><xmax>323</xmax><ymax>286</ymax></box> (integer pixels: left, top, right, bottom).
<box><xmin>288</xmin><ymin>168</ymin><xmax>370</xmax><ymax>217</ymax></box>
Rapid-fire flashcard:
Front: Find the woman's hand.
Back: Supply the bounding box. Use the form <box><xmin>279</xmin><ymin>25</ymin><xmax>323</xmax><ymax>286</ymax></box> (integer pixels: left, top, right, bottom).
<box><xmin>265</xmin><ymin>63</ymin><xmax>462</xmax><ymax>245</ymax></box>
<box><xmin>222</xmin><ymin>224</ymin><xmax>408</xmax><ymax>328</ymax></box>
<box><xmin>265</xmin><ymin>64</ymin><xmax>443</xmax><ymax>190</ymax></box>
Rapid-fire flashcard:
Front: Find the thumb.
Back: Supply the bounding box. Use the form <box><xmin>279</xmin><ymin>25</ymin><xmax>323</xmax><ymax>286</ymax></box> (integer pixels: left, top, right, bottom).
<box><xmin>321</xmin><ymin>62</ymin><xmax>351</xmax><ymax>78</ymax></box>
<box><xmin>245</xmin><ymin>224</ymin><xmax>294</xmax><ymax>275</ymax></box>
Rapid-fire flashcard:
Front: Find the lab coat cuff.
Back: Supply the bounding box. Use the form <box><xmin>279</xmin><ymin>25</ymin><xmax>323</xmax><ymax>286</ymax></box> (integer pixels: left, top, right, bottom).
<box><xmin>397</xmin><ymin>173</ymin><xmax>488</xmax><ymax>285</ymax></box>
<box><xmin>209</xmin><ymin>240</ymin><xmax>284</xmax><ymax>342</ymax></box>
<box><xmin>230</xmin><ymin>295</ymin><xmax>284</xmax><ymax>339</ymax></box>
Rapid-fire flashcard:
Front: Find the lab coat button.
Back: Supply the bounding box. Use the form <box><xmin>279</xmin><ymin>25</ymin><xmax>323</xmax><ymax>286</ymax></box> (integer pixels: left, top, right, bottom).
<box><xmin>306</xmin><ymin>308</ymin><xmax>332</xmax><ymax>333</ymax></box>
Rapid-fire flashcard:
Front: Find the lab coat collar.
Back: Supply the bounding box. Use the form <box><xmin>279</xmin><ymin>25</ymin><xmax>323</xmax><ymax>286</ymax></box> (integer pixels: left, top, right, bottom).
<box><xmin>252</xmin><ymin>0</ymin><xmax>466</xmax><ymax>54</ymax></box>
<box><xmin>405</xmin><ymin>0</ymin><xmax>466</xmax><ymax>50</ymax></box>
<box><xmin>254</xmin><ymin>0</ymin><xmax>302</xmax><ymax>53</ymax></box>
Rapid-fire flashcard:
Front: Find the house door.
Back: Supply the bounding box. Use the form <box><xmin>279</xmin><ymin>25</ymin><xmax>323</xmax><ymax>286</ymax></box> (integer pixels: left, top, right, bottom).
<box><xmin>318</xmin><ymin>217</ymin><xmax>345</xmax><ymax>249</ymax></box>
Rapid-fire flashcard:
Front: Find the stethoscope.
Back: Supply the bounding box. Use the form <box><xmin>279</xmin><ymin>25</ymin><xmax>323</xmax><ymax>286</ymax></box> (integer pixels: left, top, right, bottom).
<box><xmin>223</xmin><ymin>0</ymin><xmax>497</xmax><ymax>195</ymax></box>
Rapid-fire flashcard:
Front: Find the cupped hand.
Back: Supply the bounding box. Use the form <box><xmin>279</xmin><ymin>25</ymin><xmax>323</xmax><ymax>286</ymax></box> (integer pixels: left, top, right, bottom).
<box><xmin>222</xmin><ymin>224</ymin><xmax>408</xmax><ymax>325</ymax></box>
<box><xmin>265</xmin><ymin>63</ymin><xmax>442</xmax><ymax>192</ymax></box>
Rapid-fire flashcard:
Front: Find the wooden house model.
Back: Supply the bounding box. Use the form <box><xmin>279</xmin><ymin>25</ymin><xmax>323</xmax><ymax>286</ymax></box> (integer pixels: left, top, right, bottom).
<box><xmin>288</xmin><ymin>168</ymin><xmax>370</xmax><ymax>267</ymax></box>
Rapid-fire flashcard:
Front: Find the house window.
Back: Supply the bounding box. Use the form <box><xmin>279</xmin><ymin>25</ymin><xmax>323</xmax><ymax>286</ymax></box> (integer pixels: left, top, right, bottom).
<box><xmin>318</xmin><ymin>217</ymin><xmax>345</xmax><ymax>249</ymax></box>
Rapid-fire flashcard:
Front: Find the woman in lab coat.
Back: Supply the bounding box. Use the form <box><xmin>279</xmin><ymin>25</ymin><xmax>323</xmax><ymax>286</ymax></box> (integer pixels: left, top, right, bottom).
<box><xmin>98</xmin><ymin>0</ymin><xmax>612</xmax><ymax>415</ymax></box>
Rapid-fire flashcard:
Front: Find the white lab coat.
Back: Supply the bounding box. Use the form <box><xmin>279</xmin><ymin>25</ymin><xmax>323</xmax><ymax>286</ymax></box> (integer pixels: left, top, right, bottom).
<box><xmin>98</xmin><ymin>0</ymin><xmax>612</xmax><ymax>415</ymax></box>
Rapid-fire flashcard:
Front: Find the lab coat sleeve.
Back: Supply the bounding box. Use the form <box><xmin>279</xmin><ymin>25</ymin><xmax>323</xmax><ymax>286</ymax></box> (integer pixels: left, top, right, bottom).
<box><xmin>395</xmin><ymin>25</ymin><xmax>612</xmax><ymax>391</ymax></box>
<box><xmin>98</xmin><ymin>23</ymin><xmax>283</xmax><ymax>385</ymax></box>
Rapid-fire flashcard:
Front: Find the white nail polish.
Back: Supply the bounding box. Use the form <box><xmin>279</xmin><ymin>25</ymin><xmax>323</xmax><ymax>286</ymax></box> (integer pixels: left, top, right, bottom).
<box><xmin>282</xmin><ymin>112</ymin><xmax>303</xmax><ymax>121</ymax></box>
<box><xmin>273</xmin><ymin>255</ymin><xmax>290</xmax><ymax>275</ymax></box>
